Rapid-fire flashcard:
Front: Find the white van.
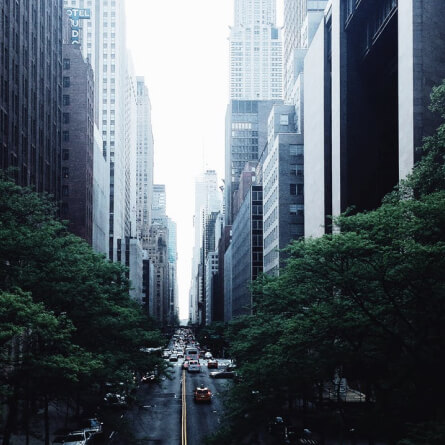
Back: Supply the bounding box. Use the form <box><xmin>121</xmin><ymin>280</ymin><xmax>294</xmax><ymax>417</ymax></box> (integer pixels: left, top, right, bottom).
<box><xmin>187</xmin><ymin>360</ymin><xmax>201</xmax><ymax>373</ymax></box>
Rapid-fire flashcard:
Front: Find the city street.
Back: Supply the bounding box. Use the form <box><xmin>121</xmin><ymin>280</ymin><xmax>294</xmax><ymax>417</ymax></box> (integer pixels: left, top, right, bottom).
<box><xmin>111</xmin><ymin>358</ymin><xmax>232</xmax><ymax>445</ymax></box>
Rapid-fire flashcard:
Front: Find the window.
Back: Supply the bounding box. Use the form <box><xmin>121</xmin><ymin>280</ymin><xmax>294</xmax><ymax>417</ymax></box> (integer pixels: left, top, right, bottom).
<box><xmin>297</xmin><ymin>184</ymin><xmax>304</xmax><ymax>195</ymax></box>
<box><xmin>62</xmin><ymin>185</ymin><xmax>69</xmax><ymax>196</ymax></box>
<box><xmin>62</xmin><ymin>112</ymin><xmax>70</xmax><ymax>124</ymax></box>
<box><xmin>63</xmin><ymin>130</ymin><xmax>69</xmax><ymax>142</ymax></box>
<box><xmin>279</xmin><ymin>114</ymin><xmax>289</xmax><ymax>125</ymax></box>
<box><xmin>63</xmin><ymin>77</ymin><xmax>70</xmax><ymax>88</ymax></box>
<box><xmin>62</xmin><ymin>167</ymin><xmax>69</xmax><ymax>178</ymax></box>
<box><xmin>63</xmin><ymin>58</ymin><xmax>70</xmax><ymax>70</ymax></box>
<box><xmin>290</xmin><ymin>184</ymin><xmax>296</xmax><ymax>195</ymax></box>
<box><xmin>62</xmin><ymin>150</ymin><xmax>69</xmax><ymax>160</ymax></box>
<box><xmin>290</xmin><ymin>144</ymin><xmax>304</xmax><ymax>156</ymax></box>
<box><xmin>290</xmin><ymin>204</ymin><xmax>304</xmax><ymax>216</ymax></box>
<box><xmin>63</xmin><ymin>95</ymin><xmax>70</xmax><ymax>106</ymax></box>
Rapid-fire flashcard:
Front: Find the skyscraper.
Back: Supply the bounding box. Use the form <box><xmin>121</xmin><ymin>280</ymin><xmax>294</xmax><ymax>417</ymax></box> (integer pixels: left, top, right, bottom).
<box><xmin>229</xmin><ymin>0</ymin><xmax>283</xmax><ymax>100</ymax></box>
<box><xmin>283</xmin><ymin>0</ymin><xmax>327</xmax><ymax>102</ymax></box>
<box><xmin>136</xmin><ymin>77</ymin><xmax>154</xmax><ymax>249</ymax></box>
<box><xmin>0</xmin><ymin>0</ymin><xmax>63</xmax><ymax>200</ymax></box>
<box><xmin>224</xmin><ymin>99</ymin><xmax>282</xmax><ymax>225</ymax></box>
<box><xmin>190</xmin><ymin>170</ymin><xmax>222</xmax><ymax>324</ymax></box>
<box><xmin>63</xmin><ymin>0</ymin><xmax>131</xmax><ymax>261</ymax></box>
<box><xmin>304</xmin><ymin>0</ymin><xmax>445</xmax><ymax>238</ymax></box>
<box><xmin>152</xmin><ymin>184</ymin><xmax>167</xmax><ymax>225</ymax></box>
<box><xmin>61</xmin><ymin>43</ymin><xmax>95</xmax><ymax>246</ymax></box>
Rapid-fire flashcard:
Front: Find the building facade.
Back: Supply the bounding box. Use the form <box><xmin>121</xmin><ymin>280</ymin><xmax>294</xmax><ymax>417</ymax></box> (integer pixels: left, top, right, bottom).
<box><xmin>61</xmin><ymin>43</ymin><xmax>94</xmax><ymax>245</ymax></box>
<box><xmin>304</xmin><ymin>0</ymin><xmax>445</xmax><ymax>238</ymax></box>
<box><xmin>0</xmin><ymin>0</ymin><xmax>63</xmax><ymax>201</ymax></box>
<box><xmin>231</xmin><ymin>185</ymin><xmax>263</xmax><ymax>317</ymax></box>
<box><xmin>63</xmin><ymin>0</ymin><xmax>131</xmax><ymax>261</ymax></box>
<box><xmin>224</xmin><ymin>99</ymin><xmax>282</xmax><ymax>225</ymax></box>
<box><xmin>136</xmin><ymin>76</ymin><xmax>154</xmax><ymax>249</ymax></box>
<box><xmin>190</xmin><ymin>170</ymin><xmax>221</xmax><ymax>325</ymax></box>
<box><xmin>230</xmin><ymin>0</ymin><xmax>283</xmax><ymax>100</ymax></box>
<box><xmin>263</xmin><ymin>104</ymin><xmax>304</xmax><ymax>275</ymax></box>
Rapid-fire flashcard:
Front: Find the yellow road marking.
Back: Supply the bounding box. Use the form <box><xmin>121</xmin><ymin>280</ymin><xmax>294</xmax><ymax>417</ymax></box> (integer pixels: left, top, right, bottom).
<box><xmin>182</xmin><ymin>369</ymin><xmax>187</xmax><ymax>445</ymax></box>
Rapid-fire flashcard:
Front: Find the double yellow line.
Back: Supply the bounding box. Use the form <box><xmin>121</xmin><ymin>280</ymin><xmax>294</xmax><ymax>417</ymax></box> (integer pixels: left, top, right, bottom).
<box><xmin>182</xmin><ymin>369</ymin><xmax>187</xmax><ymax>445</ymax></box>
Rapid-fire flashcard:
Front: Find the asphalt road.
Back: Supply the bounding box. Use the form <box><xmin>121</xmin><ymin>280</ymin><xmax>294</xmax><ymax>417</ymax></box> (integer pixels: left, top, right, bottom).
<box><xmin>111</xmin><ymin>357</ymin><xmax>233</xmax><ymax>445</ymax></box>
<box><xmin>184</xmin><ymin>358</ymin><xmax>232</xmax><ymax>445</ymax></box>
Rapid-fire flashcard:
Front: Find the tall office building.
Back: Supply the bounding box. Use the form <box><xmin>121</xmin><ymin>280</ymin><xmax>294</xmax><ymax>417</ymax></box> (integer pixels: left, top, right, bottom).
<box><xmin>230</xmin><ymin>0</ymin><xmax>283</xmax><ymax>100</ymax></box>
<box><xmin>224</xmin><ymin>99</ymin><xmax>281</xmax><ymax>225</ymax></box>
<box><xmin>0</xmin><ymin>0</ymin><xmax>63</xmax><ymax>200</ymax></box>
<box><xmin>304</xmin><ymin>0</ymin><xmax>445</xmax><ymax>238</ymax></box>
<box><xmin>61</xmin><ymin>43</ymin><xmax>95</xmax><ymax>245</ymax></box>
<box><xmin>263</xmin><ymin>104</ymin><xmax>303</xmax><ymax>275</ymax></box>
<box><xmin>152</xmin><ymin>184</ymin><xmax>167</xmax><ymax>225</ymax></box>
<box><xmin>63</xmin><ymin>0</ymin><xmax>130</xmax><ymax>261</ymax></box>
<box><xmin>167</xmin><ymin>218</ymin><xmax>179</xmax><ymax>323</ymax></box>
<box><xmin>283</xmin><ymin>0</ymin><xmax>327</xmax><ymax>102</ymax></box>
<box><xmin>190</xmin><ymin>170</ymin><xmax>222</xmax><ymax>324</ymax></box>
<box><xmin>136</xmin><ymin>77</ymin><xmax>154</xmax><ymax>249</ymax></box>
<box><xmin>146</xmin><ymin>224</ymin><xmax>169</xmax><ymax>322</ymax></box>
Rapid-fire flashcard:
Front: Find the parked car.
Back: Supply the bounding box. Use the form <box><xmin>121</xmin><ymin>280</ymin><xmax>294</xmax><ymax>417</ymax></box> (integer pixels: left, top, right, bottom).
<box><xmin>207</xmin><ymin>359</ymin><xmax>218</xmax><ymax>369</ymax></box>
<box><xmin>103</xmin><ymin>392</ymin><xmax>128</xmax><ymax>408</ymax></box>
<box><xmin>141</xmin><ymin>372</ymin><xmax>156</xmax><ymax>384</ymax></box>
<box><xmin>63</xmin><ymin>430</ymin><xmax>91</xmax><ymax>445</ymax></box>
<box><xmin>194</xmin><ymin>385</ymin><xmax>212</xmax><ymax>403</ymax></box>
<box><xmin>162</xmin><ymin>349</ymin><xmax>171</xmax><ymax>358</ymax></box>
<box><xmin>187</xmin><ymin>360</ymin><xmax>201</xmax><ymax>373</ymax></box>
<box><xmin>79</xmin><ymin>418</ymin><xmax>102</xmax><ymax>434</ymax></box>
<box><xmin>209</xmin><ymin>369</ymin><xmax>236</xmax><ymax>379</ymax></box>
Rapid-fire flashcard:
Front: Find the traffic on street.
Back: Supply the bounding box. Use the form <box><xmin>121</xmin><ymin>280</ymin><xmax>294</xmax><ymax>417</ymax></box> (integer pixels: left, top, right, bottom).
<box><xmin>108</xmin><ymin>328</ymin><xmax>235</xmax><ymax>445</ymax></box>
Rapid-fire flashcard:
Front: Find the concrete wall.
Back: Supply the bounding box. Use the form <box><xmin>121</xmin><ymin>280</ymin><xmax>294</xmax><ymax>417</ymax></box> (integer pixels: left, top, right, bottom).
<box><xmin>93</xmin><ymin>125</ymin><xmax>110</xmax><ymax>256</ymax></box>
<box><xmin>304</xmin><ymin>20</ymin><xmax>326</xmax><ymax>238</ymax></box>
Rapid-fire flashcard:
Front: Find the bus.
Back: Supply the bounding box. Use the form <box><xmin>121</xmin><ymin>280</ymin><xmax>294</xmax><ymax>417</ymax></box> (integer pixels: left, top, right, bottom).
<box><xmin>185</xmin><ymin>347</ymin><xmax>199</xmax><ymax>361</ymax></box>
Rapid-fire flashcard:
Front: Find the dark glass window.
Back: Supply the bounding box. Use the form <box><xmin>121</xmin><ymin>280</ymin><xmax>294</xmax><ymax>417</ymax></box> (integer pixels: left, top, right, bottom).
<box><xmin>63</xmin><ymin>95</ymin><xmax>70</xmax><ymax>106</ymax></box>
<box><xmin>63</xmin><ymin>58</ymin><xmax>70</xmax><ymax>70</ymax></box>
<box><xmin>63</xmin><ymin>77</ymin><xmax>70</xmax><ymax>88</ymax></box>
<box><xmin>62</xmin><ymin>112</ymin><xmax>70</xmax><ymax>124</ymax></box>
<box><xmin>62</xmin><ymin>150</ymin><xmax>69</xmax><ymax>160</ymax></box>
<box><xmin>290</xmin><ymin>184</ymin><xmax>297</xmax><ymax>195</ymax></box>
<box><xmin>62</xmin><ymin>131</ymin><xmax>69</xmax><ymax>142</ymax></box>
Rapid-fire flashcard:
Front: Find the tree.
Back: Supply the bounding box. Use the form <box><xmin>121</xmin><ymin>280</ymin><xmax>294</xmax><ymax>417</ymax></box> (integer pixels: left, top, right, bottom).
<box><xmin>0</xmin><ymin>176</ymin><xmax>165</xmax><ymax>442</ymax></box>
<box><xmin>213</xmin><ymin>80</ymin><xmax>445</xmax><ymax>444</ymax></box>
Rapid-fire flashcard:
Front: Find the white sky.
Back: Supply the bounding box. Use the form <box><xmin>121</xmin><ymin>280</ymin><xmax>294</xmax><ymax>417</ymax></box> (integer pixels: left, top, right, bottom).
<box><xmin>126</xmin><ymin>0</ymin><xmax>283</xmax><ymax>320</ymax></box>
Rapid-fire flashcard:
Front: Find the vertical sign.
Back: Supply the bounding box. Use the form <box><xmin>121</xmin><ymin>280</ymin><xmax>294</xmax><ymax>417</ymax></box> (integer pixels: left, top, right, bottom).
<box><xmin>65</xmin><ymin>9</ymin><xmax>91</xmax><ymax>45</ymax></box>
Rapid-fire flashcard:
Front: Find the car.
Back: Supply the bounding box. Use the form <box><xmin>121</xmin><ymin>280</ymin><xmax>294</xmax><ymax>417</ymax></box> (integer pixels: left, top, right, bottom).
<box><xmin>162</xmin><ymin>349</ymin><xmax>171</xmax><ymax>358</ymax></box>
<box><xmin>53</xmin><ymin>436</ymin><xmax>68</xmax><ymax>444</ymax></box>
<box><xmin>209</xmin><ymin>370</ymin><xmax>236</xmax><ymax>379</ymax></box>
<box><xmin>141</xmin><ymin>372</ymin><xmax>156</xmax><ymax>384</ymax></box>
<box><xmin>187</xmin><ymin>359</ymin><xmax>201</xmax><ymax>373</ymax></box>
<box><xmin>207</xmin><ymin>359</ymin><xmax>218</xmax><ymax>369</ymax></box>
<box><xmin>63</xmin><ymin>430</ymin><xmax>91</xmax><ymax>445</ymax></box>
<box><xmin>103</xmin><ymin>392</ymin><xmax>128</xmax><ymax>408</ymax></box>
<box><xmin>194</xmin><ymin>385</ymin><xmax>212</xmax><ymax>403</ymax></box>
<box><xmin>169</xmin><ymin>354</ymin><xmax>178</xmax><ymax>362</ymax></box>
<box><xmin>182</xmin><ymin>360</ymin><xmax>189</xmax><ymax>370</ymax></box>
<box><xmin>79</xmin><ymin>418</ymin><xmax>102</xmax><ymax>433</ymax></box>
<box><xmin>204</xmin><ymin>351</ymin><xmax>213</xmax><ymax>359</ymax></box>
<box><xmin>177</xmin><ymin>351</ymin><xmax>184</xmax><ymax>358</ymax></box>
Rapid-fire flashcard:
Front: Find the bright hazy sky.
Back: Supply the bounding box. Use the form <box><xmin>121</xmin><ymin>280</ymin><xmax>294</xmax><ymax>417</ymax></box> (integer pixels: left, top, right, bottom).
<box><xmin>126</xmin><ymin>0</ymin><xmax>284</xmax><ymax>319</ymax></box>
